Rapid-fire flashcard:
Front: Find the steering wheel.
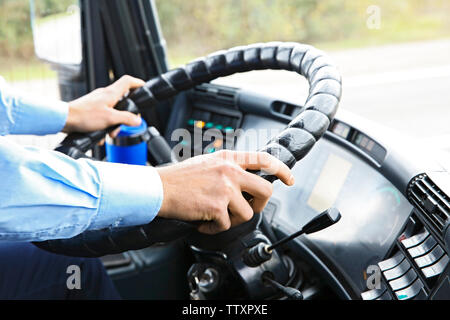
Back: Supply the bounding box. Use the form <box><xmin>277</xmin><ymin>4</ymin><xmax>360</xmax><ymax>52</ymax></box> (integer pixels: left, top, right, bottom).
<box><xmin>33</xmin><ymin>42</ymin><xmax>342</xmax><ymax>257</ymax></box>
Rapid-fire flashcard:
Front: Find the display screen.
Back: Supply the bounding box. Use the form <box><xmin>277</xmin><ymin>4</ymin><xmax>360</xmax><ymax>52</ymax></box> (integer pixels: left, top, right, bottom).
<box><xmin>272</xmin><ymin>139</ymin><xmax>412</xmax><ymax>293</ymax></box>
<box><xmin>307</xmin><ymin>154</ymin><xmax>352</xmax><ymax>212</ymax></box>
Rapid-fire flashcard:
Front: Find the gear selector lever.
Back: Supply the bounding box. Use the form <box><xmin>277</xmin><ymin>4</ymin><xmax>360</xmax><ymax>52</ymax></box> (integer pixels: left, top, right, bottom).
<box><xmin>244</xmin><ymin>207</ymin><xmax>341</xmax><ymax>267</ymax></box>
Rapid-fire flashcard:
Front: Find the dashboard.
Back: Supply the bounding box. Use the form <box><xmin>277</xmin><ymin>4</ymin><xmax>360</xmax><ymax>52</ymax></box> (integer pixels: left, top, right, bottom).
<box><xmin>270</xmin><ymin>139</ymin><xmax>412</xmax><ymax>294</ymax></box>
<box><xmin>163</xmin><ymin>83</ymin><xmax>450</xmax><ymax>300</ymax></box>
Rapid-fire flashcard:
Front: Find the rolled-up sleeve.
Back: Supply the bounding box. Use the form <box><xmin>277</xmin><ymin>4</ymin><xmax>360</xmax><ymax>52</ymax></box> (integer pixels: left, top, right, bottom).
<box><xmin>0</xmin><ymin>137</ymin><xmax>163</xmax><ymax>241</ymax></box>
<box><xmin>0</xmin><ymin>76</ymin><xmax>68</xmax><ymax>135</ymax></box>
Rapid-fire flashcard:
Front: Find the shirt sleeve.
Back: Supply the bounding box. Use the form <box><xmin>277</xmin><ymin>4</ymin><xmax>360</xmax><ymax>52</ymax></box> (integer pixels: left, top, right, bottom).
<box><xmin>0</xmin><ymin>137</ymin><xmax>163</xmax><ymax>242</ymax></box>
<box><xmin>0</xmin><ymin>76</ymin><xmax>68</xmax><ymax>135</ymax></box>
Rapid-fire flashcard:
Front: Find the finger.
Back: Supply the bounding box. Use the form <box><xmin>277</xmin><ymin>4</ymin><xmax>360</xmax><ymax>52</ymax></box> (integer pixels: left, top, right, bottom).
<box><xmin>228</xmin><ymin>192</ymin><xmax>254</xmax><ymax>227</ymax></box>
<box><xmin>228</xmin><ymin>151</ymin><xmax>294</xmax><ymax>186</ymax></box>
<box><xmin>239</xmin><ymin>170</ymin><xmax>273</xmax><ymax>213</ymax></box>
<box><xmin>97</xmin><ymin>138</ymin><xmax>105</xmax><ymax>146</ymax></box>
<box><xmin>107</xmin><ymin>75</ymin><xmax>146</xmax><ymax>101</ymax></box>
<box><xmin>108</xmin><ymin>126</ymin><xmax>122</xmax><ymax>138</ymax></box>
<box><xmin>109</xmin><ymin>109</ymin><xmax>142</xmax><ymax>127</ymax></box>
<box><xmin>197</xmin><ymin>209</ymin><xmax>231</xmax><ymax>235</ymax></box>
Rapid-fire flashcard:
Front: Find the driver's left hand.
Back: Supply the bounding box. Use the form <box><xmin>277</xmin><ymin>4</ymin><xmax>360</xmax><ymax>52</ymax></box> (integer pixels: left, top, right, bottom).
<box><xmin>62</xmin><ymin>75</ymin><xmax>144</xmax><ymax>134</ymax></box>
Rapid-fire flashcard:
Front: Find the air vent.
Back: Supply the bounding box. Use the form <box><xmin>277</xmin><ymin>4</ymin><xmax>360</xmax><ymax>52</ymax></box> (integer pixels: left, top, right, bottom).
<box><xmin>408</xmin><ymin>174</ymin><xmax>450</xmax><ymax>233</ymax></box>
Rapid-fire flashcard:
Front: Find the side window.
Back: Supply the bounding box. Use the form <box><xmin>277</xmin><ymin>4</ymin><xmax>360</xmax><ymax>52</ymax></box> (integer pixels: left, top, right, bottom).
<box><xmin>0</xmin><ymin>0</ymin><xmax>80</xmax><ymax>149</ymax></box>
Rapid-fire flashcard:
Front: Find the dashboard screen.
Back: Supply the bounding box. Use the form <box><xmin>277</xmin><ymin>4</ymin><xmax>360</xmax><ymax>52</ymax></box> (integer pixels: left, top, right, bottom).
<box><xmin>271</xmin><ymin>139</ymin><xmax>412</xmax><ymax>293</ymax></box>
<box><xmin>307</xmin><ymin>154</ymin><xmax>352</xmax><ymax>212</ymax></box>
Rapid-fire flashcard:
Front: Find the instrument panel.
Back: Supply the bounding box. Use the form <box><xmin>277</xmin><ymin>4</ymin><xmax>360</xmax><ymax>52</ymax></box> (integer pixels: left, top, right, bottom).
<box><xmin>269</xmin><ymin>138</ymin><xmax>413</xmax><ymax>294</ymax></box>
<box><xmin>166</xmin><ymin>84</ymin><xmax>449</xmax><ymax>299</ymax></box>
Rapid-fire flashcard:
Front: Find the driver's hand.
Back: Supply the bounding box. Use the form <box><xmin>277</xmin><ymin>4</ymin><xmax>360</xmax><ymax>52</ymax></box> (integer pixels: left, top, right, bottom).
<box><xmin>156</xmin><ymin>150</ymin><xmax>295</xmax><ymax>234</ymax></box>
<box><xmin>62</xmin><ymin>75</ymin><xmax>144</xmax><ymax>134</ymax></box>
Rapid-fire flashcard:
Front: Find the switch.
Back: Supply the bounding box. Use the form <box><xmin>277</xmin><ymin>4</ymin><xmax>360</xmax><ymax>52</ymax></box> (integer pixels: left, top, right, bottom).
<box><xmin>407</xmin><ymin>235</ymin><xmax>437</xmax><ymax>258</ymax></box>
<box><xmin>378</xmin><ymin>252</ymin><xmax>405</xmax><ymax>271</ymax></box>
<box><xmin>361</xmin><ymin>282</ymin><xmax>387</xmax><ymax>300</ymax></box>
<box><xmin>401</xmin><ymin>229</ymin><xmax>429</xmax><ymax>249</ymax></box>
<box><xmin>414</xmin><ymin>244</ymin><xmax>445</xmax><ymax>268</ymax></box>
<box><xmin>395</xmin><ymin>278</ymin><xmax>424</xmax><ymax>300</ymax></box>
<box><xmin>389</xmin><ymin>268</ymin><xmax>417</xmax><ymax>291</ymax></box>
<box><xmin>421</xmin><ymin>254</ymin><xmax>449</xmax><ymax>279</ymax></box>
<box><xmin>383</xmin><ymin>258</ymin><xmax>411</xmax><ymax>281</ymax></box>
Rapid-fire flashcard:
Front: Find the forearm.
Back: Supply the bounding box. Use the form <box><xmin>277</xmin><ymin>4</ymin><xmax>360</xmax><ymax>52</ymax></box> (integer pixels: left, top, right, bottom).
<box><xmin>0</xmin><ymin>137</ymin><xmax>162</xmax><ymax>242</ymax></box>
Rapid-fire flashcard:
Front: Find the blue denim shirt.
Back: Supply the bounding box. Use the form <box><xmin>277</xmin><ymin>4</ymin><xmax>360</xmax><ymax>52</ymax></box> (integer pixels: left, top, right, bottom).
<box><xmin>0</xmin><ymin>77</ymin><xmax>162</xmax><ymax>241</ymax></box>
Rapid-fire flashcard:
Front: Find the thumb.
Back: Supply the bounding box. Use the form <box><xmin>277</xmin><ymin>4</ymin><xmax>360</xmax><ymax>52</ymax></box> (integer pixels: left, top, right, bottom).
<box><xmin>109</xmin><ymin>109</ymin><xmax>142</xmax><ymax>127</ymax></box>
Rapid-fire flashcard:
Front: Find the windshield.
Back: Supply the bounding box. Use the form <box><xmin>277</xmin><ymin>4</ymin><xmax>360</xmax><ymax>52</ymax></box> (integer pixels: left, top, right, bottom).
<box><xmin>156</xmin><ymin>0</ymin><xmax>450</xmax><ymax>151</ymax></box>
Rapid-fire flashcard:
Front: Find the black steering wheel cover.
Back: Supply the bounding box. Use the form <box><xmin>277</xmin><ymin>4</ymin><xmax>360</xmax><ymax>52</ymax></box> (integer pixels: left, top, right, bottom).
<box><xmin>33</xmin><ymin>42</ymin><xmax>341</xmax><ymax>257</ymax></box>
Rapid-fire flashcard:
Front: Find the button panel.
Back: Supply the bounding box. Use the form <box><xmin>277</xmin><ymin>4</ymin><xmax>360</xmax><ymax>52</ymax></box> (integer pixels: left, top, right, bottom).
<box><xmin>374</xmin><ymin>216</ymin><xmax>449</xmax><ymax>300</ymax></box>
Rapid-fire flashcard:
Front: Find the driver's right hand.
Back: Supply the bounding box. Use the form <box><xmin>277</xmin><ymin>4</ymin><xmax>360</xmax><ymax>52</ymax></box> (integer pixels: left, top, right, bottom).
<box><xmin>156</xmin><ymin>150</ymin><xmax>295</xmax><ymax>234</ymax></box>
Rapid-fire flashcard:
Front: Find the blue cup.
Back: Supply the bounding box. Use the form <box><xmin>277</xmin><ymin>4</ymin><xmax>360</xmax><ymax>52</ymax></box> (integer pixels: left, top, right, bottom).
<box><xmin>105</xmin><ymin>119</ymin><xmax>148</xmax><ymax>165</ymax></box>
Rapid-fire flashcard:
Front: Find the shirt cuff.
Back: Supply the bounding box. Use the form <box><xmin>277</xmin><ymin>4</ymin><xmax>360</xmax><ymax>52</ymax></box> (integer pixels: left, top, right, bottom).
<box><xmin>13</xmin><ymin>97</ymin><xmax>68</xmax><ymax>135</ymax></box>
<box><xmin>89</xmin><ymin>161</ymin><xmax>163</xmax><ymax>230</ymax></box>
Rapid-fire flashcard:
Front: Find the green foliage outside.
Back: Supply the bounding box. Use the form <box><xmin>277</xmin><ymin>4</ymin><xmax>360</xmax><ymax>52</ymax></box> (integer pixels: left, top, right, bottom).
<box><xmin>155</xmin><ymin>0</ymin><xmax>450</xmax><ymax>65</ymax></box>
<box><xmin>0</xmin><ymin>0</ymin><xmax>449</xmax><ymax>80</ymax></box>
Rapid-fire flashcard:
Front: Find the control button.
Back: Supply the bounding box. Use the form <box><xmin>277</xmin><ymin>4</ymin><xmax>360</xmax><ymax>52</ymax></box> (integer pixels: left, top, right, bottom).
<box><xmin>383</xmin><ymin>258</ymin><xmax>411</xmax><ymax>281</ymax></box>
<box><xmin>421</xmin><ymin>254</ymin><xmax>449</xmax><ymax>279</ymax></box>
<box><xmin>401</xmin><ymin>229</ymin><xmax>429</xmax><ymax>248</ymax></box>
<box><xmin>378</xmin><ymin>252</ymin><xmax>405</xmax><ymax>271</ymax></box>
<box><xmin>376</xmin><ymin>290</ymin><xmax>393</xmax><ymax>300</ymax></box>
<box><xmin>407</xmin><ymin>235</ymin><xmax>437</xmax><ymax>258</ymax></box>
<box><xmin>413</xmin><ymin>288</ymin><xmax>428</xmax><ymax>300</ymax></box>
<box><xmin>195</xmin><ymin>120</ymin><xmax>206</xmax><ymax>129</ymax></box>
<box><xmin>395</xmin><ymin>278</ymin><xmax>424</xmax><ymax>300</ymax></box>
<box><xmin>361</xmin><ymin>282</ymin><xmax>387</xmax><ymax>300</ymax></box>
<box><xmin>414</xmin><ymin>244</ymin><xmax>445</xmax><ymax>268</ymax></box>
<box><xmin>389</xmin><ymin>268</ymin><xmax>417</xmax><ymax>291</ymax></box>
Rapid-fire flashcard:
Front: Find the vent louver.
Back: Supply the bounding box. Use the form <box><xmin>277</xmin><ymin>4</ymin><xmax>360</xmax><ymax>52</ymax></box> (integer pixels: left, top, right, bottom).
<box><xmin>408</xmin><ymin>174</ymin><xmax>450</xmax><ymax>233</ymax></box>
